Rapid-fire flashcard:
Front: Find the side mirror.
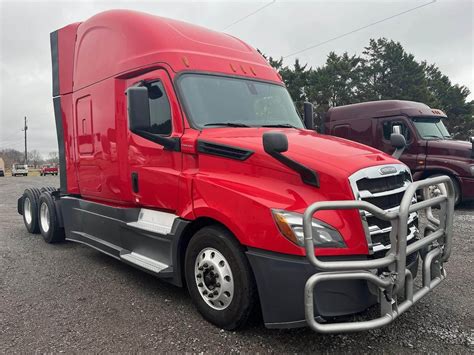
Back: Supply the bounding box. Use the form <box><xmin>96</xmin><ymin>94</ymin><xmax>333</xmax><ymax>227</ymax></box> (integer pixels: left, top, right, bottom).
<box><xmin>127</xmin><ymin>86</ymin><xmax>151</xmax><ymax>131</ymax></box>
<box><xmin>390</xmin><ymin>133</ymin><xmax>406</xmax><ymax>159</ymax></box>
<box><xmin>470</xmin><ymin>137</ymin><xmax>474</xmax><ymax>158</ymax></box>
<box><xmin>469</xmin><ymin>136</ymin><xmax>474</xmax><ymax>143</ymax></box>
<box><xmin>303</xmin><ymin>102</ymin><xmax>314</xmax><ymax>130</ymax></box>
<box><xmin>263</xmin><ymin>131</ymin><xmax>288</xmax><ymax>153</ymax></box>
<box><xmin>262</xmin><ymin>131</ymin><xmax>319</xmax><ymax>187</ymax></box>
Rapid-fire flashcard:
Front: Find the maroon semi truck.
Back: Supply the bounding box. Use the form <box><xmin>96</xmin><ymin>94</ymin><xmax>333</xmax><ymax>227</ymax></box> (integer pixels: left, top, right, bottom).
<box><xmin>323</xmin><ymin>100</ymin><xmax>474</xmax><ymax>204</ymax></box>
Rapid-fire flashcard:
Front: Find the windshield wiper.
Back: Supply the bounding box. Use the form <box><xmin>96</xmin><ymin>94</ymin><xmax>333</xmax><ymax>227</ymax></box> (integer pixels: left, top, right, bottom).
<box><xmin>260</xmin><ymin>123</ymin><xmax>298</xmax><ymax>128</ymax></box>
<box><xmin>423</xmin><ymin>135</ymin><xmax>443</xmax><ymax>140</ymax></box>
<box><xmin>204</xmin><ymin>122</ymin><xmax>251</xmax><ymax>127</ymax></box>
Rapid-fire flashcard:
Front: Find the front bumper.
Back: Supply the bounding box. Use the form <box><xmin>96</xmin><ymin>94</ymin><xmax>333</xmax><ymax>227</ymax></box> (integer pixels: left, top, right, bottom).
<box><xmin>247</xmin><ymin>249</ymin><xmax>419</xmax><ymax>328</ymax></box>
<box><xmin>302</xmin><ymin>176</ymin><xmax>454</xmax><ymax>333</ymax></box>
<box><xmin>249</xmin><ymin>176</ymin><xmax>454</xmax><ymax>332</ymax></box>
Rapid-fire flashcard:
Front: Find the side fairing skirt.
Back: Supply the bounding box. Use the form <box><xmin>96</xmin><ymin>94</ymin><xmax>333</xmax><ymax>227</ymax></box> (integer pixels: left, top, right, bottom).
<box><xmin>60</xmin><ymin>196</ymin><xmax>189</xmax><ymax>286</ymax></box>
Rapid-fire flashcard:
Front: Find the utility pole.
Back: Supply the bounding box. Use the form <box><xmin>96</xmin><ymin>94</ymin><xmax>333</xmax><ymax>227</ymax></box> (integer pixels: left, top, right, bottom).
<box><xmin>22</xmin><ymin>116</ymin><xmax>28</xmax><ymax>165</ymax></box>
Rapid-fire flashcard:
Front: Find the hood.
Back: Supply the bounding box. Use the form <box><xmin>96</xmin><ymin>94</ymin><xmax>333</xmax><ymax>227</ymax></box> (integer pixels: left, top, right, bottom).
<box><xmin>198</xmin><ymin>127</ymin><xmax>402</xmax><ymax>179</ymax></box>
<box><xmin>426</xmin><ymin>139</ymin><xmax>473</xmax><ymax>160</ymax></box>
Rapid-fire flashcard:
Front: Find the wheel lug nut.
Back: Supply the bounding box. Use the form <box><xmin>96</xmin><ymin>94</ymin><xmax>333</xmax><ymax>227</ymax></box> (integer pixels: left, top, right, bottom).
<box><xmin>209</xmin><ymin>266</ymin><xmax>214</xmax><ymax>270</ymax></box>
<box><xmin>216</xmin><ymin>283</ymin><xmax>220</xmax><ymax>287</ymax></box>
<box><xmin>203</xmin><ymin>263</ymin><xmax>208</xmax><ymax>268</ymax></box>
<box><xmin>198</xmin><ymin>266</ymin><xmax>203</xmax><ymax>271</ymax></box>
<box><xmin>208</xmin><ymin>294</ymin><xmax>214</xmax><ymax>298</ymax></box>
<box><xmin>197</xmin><ymin>274</ymin><xmax>202</xmax><ymax>278</ymax></box>
<box><xmin>198</xmin><ymin>282</ymin><xmax>203</xmax><ymax>287</ymax></box>
<box><xmin>213</xmin><ymin>290</ymin><xmax>218</xmax><ymax>295</ymax></box>
<box><xmin>203</xmin><ymin>290</ymin><xmax>208</xmax><ymax>295</ymax></box>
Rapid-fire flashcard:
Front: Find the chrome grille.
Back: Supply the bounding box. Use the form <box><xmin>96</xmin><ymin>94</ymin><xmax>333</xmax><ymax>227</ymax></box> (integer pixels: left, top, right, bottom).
<box><xmin>349</xmin><ymin>164</ymin><xmax>419</xmax><ymax>255</ymax></box>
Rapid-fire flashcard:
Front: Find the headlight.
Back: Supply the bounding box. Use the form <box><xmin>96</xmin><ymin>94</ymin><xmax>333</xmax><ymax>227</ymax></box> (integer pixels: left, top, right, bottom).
<box><xmin>271</xmin><ymin>209</ymin><xmax>346</xmax><ymax>248</ymax></box>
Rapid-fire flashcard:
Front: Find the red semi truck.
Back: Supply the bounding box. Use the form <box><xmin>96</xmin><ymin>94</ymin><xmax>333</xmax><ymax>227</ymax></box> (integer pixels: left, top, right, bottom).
<box><xmin>17</xmin><ymin>10</ymin><xmax>455</xmax><ymax>332</ymax></box>
<box><xmin>323</xmin><ymin>100</ymin><xmax>474</xmax><ymax>205</ymax></box>
<box><xmin>40</xmin><ymin>164</ymin><xmax>59</xmax><ymax>176</ymax></box>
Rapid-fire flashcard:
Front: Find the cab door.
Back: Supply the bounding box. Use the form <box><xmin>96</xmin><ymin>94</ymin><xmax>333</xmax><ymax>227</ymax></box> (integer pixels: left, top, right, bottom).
<box><xmin>126</xmin><ymin>69</ymin><xmax>183</xmax><ymax>212</ymax></box>
<box><xmin>378</xmin><ymin>117</ymin><xmax>418</xmax><ymax>170</ymax></box>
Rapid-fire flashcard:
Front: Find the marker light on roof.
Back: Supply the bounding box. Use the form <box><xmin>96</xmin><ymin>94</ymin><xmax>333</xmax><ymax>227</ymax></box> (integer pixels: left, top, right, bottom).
<box><xmin>182</xmin><ymin>56</ymin><xmax>190</xmax><ymax>68</ymax></box>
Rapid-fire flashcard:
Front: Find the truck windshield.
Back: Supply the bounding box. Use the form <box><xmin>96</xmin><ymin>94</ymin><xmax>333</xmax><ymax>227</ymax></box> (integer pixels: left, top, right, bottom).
<box><xmin>412</xmin><ymin>117</ymin><xmax>451</xmax><ymax>140</ymax></box>
<box><xmin>177</xmin><ymin>74</ymin><xmax>304</xmax><ymax>129</ymax></box>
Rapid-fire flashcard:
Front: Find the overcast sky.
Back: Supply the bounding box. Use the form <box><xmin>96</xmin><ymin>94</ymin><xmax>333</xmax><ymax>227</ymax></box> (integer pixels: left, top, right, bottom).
<box><xmin>0</xmin><ymin>0</ymin><xmax>472</xmax><ymax>156</ymax></box>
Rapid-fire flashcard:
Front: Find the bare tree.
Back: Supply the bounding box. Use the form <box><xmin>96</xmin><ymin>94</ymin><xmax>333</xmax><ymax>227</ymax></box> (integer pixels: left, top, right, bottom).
<box><xmin>28</xmin><ymin>150</ymin><xmax>44</xmax><ymax>168</ymax></box>
<box><xmin>47</xmin><ymin>151</ymin><xmax>59</xmax><ymax>165</ymax></box>
<box><xmin>0</xmin><ymin>149</ymin><xmax>24</xmax><ymax>169</ymax></box>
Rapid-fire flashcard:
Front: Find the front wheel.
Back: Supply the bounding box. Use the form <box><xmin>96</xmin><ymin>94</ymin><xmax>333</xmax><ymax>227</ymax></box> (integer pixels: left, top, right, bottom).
<box><xmin>184</xmin><ymin>225</ymin><xmax>258</xmax><ymax>330</ymax></box>
<box><xmin>428</xmin><ymin>174</ymin><xmax>461</xmax><ymax>206</ymax></box>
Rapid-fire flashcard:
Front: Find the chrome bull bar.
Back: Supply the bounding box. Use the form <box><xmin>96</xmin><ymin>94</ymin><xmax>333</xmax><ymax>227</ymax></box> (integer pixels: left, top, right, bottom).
<box><xmin>303</xmin><ymin>175</ymin><xmax>455</xmax><ymax>333</ymax></box>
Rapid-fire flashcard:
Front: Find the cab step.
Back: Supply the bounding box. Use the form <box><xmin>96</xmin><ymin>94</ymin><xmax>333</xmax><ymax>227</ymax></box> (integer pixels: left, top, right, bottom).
<box><xmin>120</xmin><ymin>251</ymin><xmax>169</xmax><ymax>274</ymax></box>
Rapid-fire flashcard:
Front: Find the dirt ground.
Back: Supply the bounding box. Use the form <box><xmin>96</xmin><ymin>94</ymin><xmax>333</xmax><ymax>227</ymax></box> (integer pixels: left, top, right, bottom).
<box><xmin>0</xmin><ymin>175</ymin><xmax>472</xmax><ymax>353</ymax></box>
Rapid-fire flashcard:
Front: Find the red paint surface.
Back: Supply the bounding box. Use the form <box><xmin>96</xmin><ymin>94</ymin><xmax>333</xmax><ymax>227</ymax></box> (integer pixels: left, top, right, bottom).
<box><xmin>53</xmin><ymin>10</ymin><xmax>407</xmax><ymax>256</ymax></box>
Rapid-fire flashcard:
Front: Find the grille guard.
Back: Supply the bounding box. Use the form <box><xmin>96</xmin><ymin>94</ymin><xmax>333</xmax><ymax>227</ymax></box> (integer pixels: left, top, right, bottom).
<box><xmin>303</xmin><ymin>175</ymin><xmax>455</xmax><ymax>333</ymax></box>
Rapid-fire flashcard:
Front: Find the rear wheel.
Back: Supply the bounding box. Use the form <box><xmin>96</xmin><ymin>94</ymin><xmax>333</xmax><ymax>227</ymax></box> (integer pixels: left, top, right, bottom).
<box><xmin>38</xmin><ymin>192</ymin><xmax>65</xmax><ymax>243</ymax></box>
<box><xmin>184</xmin><ymin>225</ymin><xmax>257</xmax><ymax>330</ymax></box>
<box><xmin>22</xmin><ymin>188</ymin><xmax>42</xmax><ymax>233</ymax></box>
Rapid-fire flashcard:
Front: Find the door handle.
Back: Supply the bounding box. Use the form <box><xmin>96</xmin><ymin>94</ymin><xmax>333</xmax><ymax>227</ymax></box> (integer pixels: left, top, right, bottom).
<box><xmin>131</xmin><ymin>172</ymin><xmax>139</xmax><ymax>193</ymax></box>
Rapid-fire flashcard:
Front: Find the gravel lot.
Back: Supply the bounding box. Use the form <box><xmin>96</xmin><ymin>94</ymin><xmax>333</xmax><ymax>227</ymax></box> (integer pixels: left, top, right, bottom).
<box><xmin>1</xmin><ymin>175</ymin><xmax>473</xmax><ymax>353</ymax></box>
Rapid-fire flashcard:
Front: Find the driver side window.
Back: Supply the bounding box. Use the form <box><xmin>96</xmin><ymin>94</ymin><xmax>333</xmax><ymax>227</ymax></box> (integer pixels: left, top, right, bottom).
<box><xmin>143</xmin><ymin>81</ymin><xmax>172</xmax><ymax>136</ymax></box>
<box><xmin>383</xmin><ymin>121</ymin><xmax>411</xmax><ymax>141</ymax></box>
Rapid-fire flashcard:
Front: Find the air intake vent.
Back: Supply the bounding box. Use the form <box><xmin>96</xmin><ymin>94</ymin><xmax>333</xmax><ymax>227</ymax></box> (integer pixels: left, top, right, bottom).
<box><xmin>197</xmin><ymin>140</ymin><xmax>253</xmax><ymax>161</ymax></box>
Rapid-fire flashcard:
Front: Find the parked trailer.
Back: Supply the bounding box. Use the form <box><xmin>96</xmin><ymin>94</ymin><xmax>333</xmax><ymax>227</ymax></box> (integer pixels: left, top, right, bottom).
<box><xmin>17</xmin><ymin>10</ymin><xmax>454</xmax><ymax>332</ymax></box>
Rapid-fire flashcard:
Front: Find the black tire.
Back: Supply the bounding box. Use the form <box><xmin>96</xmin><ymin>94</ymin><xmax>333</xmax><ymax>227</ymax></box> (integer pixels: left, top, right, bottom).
<box><xmin>450</xmin><ymin>177</ymin><xmax>461</xmax><ymax>206</ymax></box>
<box><xmin>38</xmin><ymin>192</ymin><xmax>65</xmax><ymax>243</ymax></box>
<box><xmin>22</xmin><ymin>188</ymin><xmax>42</xmax><ymax>234</ymax></box>
<box><xmin>40</xmin><ymin>186</ymin><xmax>57</xmax><ymax>193</ymax></box>
<box><xmin>184</xmin><ymin>225</ymin><xmax>257</xmax><ymax>330</ymax></box>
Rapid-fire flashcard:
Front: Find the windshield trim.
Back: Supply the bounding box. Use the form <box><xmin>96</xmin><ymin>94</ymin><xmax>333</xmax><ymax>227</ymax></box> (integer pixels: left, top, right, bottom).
<box><xmin>173</xmin><ymin>71</ymin><xmax>295</xmax><ymax>131</ymax></box>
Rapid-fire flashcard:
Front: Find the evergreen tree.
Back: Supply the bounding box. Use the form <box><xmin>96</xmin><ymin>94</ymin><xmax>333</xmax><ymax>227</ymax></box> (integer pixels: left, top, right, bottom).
<box><xmin>260</xmin><ymin>39</ymin><xmax>473</xmax><ymax>139</ymax></box>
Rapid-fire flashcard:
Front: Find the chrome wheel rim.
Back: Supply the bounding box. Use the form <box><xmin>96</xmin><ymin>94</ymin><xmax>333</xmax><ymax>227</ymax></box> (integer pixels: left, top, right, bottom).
<box><xmin>40</xmin><ymin>202</ymin><xmax>50</xmax><ymax>233</ymax></box>
<box><xmin>194</xmin><ymin>247</ymin><xmax>234</xmax><ymax>310</ymax></box>
<box><xmin>24</xmin><ymin>197</ymin><xmax>32</xmax><ymax>225</ymax></box>
<box><xmin>429</xmin><ymin>184</ymin><xmax>442</xmax><ymax>199</ymax></box>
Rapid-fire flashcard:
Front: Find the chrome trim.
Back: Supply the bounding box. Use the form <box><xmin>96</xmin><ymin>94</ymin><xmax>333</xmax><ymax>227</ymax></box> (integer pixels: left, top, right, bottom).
<box><xmin>348</xmin><ymin>163</ymin><xmax>411</xmax><ymax>199</ymax></box>
<box><xmin>358</xmin><ymin>181</ymin><xmax>411</xmax><ymax>199</ymax></box>
<box><xmin>368</xmin><ymin>212</ymin><xmax>417</xmax><ymax>235</ymax></box>
<box><xmin>348</xmin><ymin>164</ymin><xmax>414</xmax><ymax>254</ymax></box>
